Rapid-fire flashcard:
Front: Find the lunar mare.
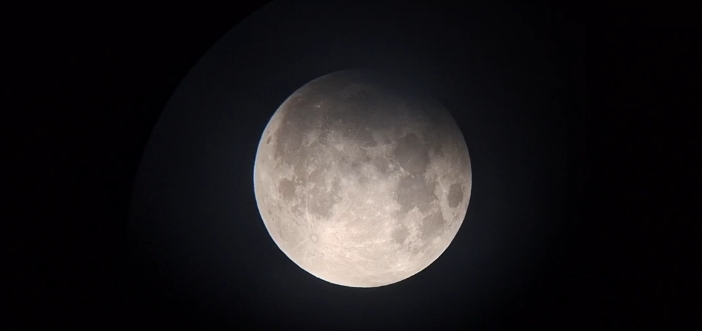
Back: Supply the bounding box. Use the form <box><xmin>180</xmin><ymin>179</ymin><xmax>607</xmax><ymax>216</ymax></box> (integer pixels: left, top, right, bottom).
<box><xmin>254</xmin><ymin>70</ymin><xmax>471</xmax><ymax>287</ymax></box>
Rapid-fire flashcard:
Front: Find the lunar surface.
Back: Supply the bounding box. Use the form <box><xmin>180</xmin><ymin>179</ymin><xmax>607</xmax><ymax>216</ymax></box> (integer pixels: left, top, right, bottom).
<box><xmin>253</xmin><ymin>70</ymin><xmax>471</xmax><ymax>287</ymax></box>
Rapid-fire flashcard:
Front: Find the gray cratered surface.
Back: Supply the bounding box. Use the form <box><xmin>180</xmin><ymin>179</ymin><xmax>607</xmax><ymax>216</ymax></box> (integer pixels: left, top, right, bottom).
<box><xmin>254</xmin><ymin>70</ymin><xmax>471</xmax><ymax>287</ymax></box>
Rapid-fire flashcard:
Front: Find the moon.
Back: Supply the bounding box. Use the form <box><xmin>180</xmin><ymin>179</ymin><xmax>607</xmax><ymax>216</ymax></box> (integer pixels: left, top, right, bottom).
<box><xmin>253</xmin><ymin>70</ymin><xmax>471</xmax><ymax>287</ymax></box>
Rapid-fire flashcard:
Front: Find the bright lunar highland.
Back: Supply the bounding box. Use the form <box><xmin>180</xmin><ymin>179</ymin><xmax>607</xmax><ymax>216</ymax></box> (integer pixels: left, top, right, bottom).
<box><xmin>253</xmin><ymin>70</ymin><xmax>472</xmax><ymax>287</ymax></box>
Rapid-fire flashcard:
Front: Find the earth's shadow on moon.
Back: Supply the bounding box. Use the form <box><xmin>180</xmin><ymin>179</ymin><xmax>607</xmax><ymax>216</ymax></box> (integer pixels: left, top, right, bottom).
<box><xmin>253</xmin><ymin>69</ymin><xmax>472</xmax><ymax>288</ymax></box>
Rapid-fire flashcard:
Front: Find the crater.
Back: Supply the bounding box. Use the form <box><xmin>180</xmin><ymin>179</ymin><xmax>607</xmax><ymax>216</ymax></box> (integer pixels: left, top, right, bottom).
<box><xmin>394</xmin><ymin>175</ymin><xmax>438</xmax><ymax>213</ymax></box>
<box><xmin>393</xmin><ymin>133</ymin><xmax>429</xmax><ymax>174</ymax></box>
<box><xmin>266</xmin><ymin>136</ymin><xmax>272</xmax><ymax>144</ymax></box>
<box><xmin>447</xmin><ymin>183</ymin><xmax>463</xmax><ymax>208</ymax></box>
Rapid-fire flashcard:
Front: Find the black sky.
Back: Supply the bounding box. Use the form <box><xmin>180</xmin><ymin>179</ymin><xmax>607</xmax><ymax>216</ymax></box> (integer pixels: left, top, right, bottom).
<box><xmin>9</xmin><ymin>1</ymin><xmax>698</xmax><ymax>330</ymax></box>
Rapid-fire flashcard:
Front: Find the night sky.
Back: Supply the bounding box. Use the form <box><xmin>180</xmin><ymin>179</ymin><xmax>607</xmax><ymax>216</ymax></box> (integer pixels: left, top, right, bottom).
<box><xmin>10</xmin><ymin>1</ymin><xmax>697</xmax><ymax>329</ymax></box>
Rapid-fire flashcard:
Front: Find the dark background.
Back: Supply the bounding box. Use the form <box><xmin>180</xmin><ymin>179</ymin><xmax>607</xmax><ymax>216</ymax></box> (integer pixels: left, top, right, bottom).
<box><xmin>9</xmin><ymin>1</ymin><xmax>698</xmax><ymax>329</ymax></box>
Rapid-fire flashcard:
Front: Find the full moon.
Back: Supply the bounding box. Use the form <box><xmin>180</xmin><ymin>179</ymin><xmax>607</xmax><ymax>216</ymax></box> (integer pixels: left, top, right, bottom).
<box><xmin>253</xmin><ymin>70</ymin><xmax>471</xmax><ymax>287</ymax></box>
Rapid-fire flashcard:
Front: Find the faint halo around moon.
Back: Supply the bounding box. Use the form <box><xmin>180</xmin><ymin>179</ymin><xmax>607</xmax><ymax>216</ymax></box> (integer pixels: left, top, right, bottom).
<box><xmin>253</xmin><ymin>69</ymin><xmax>471</xmax><ymax>288</ymax></box>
